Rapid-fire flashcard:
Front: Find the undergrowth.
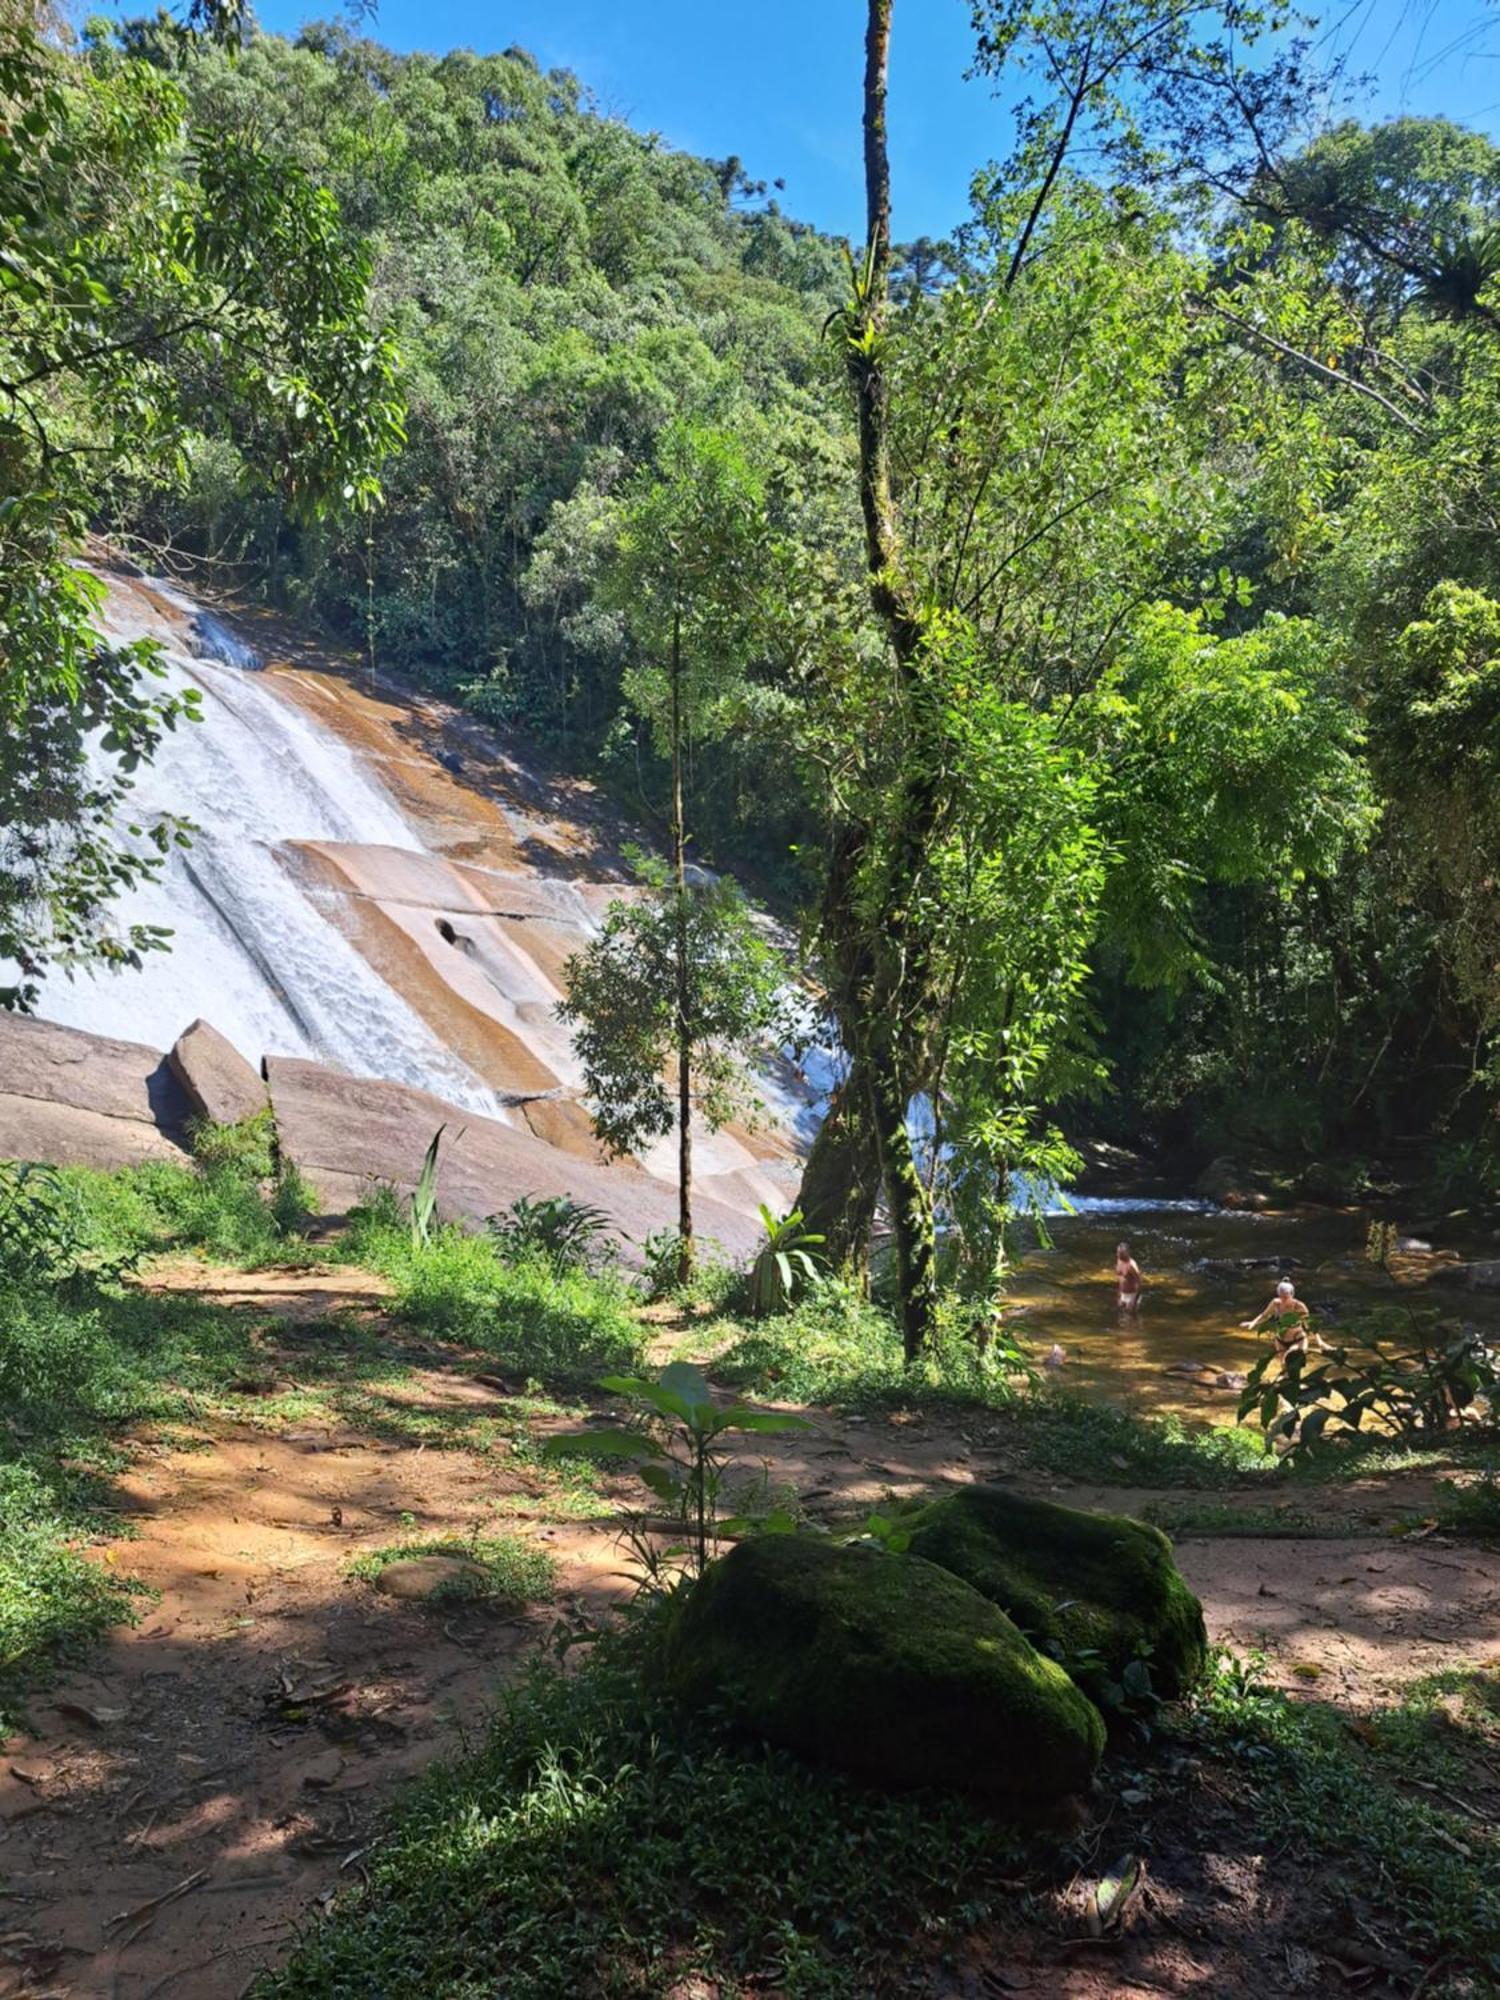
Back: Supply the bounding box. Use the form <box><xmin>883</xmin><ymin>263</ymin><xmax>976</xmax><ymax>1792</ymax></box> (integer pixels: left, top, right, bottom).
<box><xmin>343</xmin><ymin>1202</ymin><xmax>644</xmax><ymax>1387</ymax></box>
<box><xmin>0</xmin><ymin>1278</ymin><xmax>259</xmax><ymax>1724</ymax></box>
<box><xmin>1186</xmin><ymin>1652</ymin><xmax>1500</xmax><ymax>1986</ymax></box>
<box><xmin>348</xmin><ymin>1533</ymin><xmax>557</xmax><ymax>1607</ymax></box>
<box><xmin>714</xmin><ymin>1277</ymin><xmax>1018</xmax><ymax>1410</ymax></box>
<box><xmin>258</xmin><ymin>1627</ymin><xmax>1023</xmax><ymax>2000</ymax></box>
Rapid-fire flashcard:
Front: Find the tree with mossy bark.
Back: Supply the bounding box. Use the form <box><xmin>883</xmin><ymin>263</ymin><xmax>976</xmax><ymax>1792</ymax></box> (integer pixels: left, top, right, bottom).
<box><xmin>799</xmin><ymin>0</ymin><xmax>1372</xmax><ymax>1352</ymax></box>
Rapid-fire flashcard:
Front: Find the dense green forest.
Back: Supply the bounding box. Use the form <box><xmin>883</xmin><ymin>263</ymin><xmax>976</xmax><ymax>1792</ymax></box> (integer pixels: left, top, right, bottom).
<box><xmin>65</xmin><ymin>12</ymin><xmax>1498</xmax><ymax>1227</ymax></box>
<box><xmin>9</xmin><ymin>0</ymin><xmax>1500</xmax><ymax>1308</ymax></box>
<box><xmin>6</xmin><ymin>8</ymin><xmax>1500</xmax><ymax>1993</ymax></box>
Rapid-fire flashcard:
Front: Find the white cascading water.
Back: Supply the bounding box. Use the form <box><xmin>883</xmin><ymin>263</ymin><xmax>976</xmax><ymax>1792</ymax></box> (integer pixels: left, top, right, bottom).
<box><xmin>34</xmin><ymin>574</ymin><xmax>506</xmax><ymax>1118</ymax></box>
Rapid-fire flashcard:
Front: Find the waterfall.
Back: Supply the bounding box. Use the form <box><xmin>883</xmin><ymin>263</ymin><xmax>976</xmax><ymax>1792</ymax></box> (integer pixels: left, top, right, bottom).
<box><xmin>33</xmin><ymin>573</ymin><xmax>506</xmax><ymax>1118</ymax></box>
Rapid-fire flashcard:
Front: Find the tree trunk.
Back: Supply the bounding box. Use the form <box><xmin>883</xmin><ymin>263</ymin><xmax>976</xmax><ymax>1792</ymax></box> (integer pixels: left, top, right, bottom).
<box><xmin>670</xmin><ymin>602</ymin><xmax>694</xmax><ymax>1286</ymax></box>
<box><xmin>864</xmin><ymin>1017</ymin><xmax>938</xmax><ymax>1361</ymax></box>
<box><xmin>846</xmin><ymin>0</ymin><xmax>940</xmax><ymax>1355</ymax></box>
<box><xmin>796</xmin><ymin>1061</ymin><xmax>882</xmax><ymax>1279</ymax></box>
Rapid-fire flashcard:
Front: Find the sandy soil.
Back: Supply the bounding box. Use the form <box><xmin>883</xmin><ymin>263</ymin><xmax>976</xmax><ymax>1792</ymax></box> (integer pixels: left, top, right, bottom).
<box><xmin>1</xmin><ymin>1265</ymin><xmax>1496</xmax><ymax>1998</ymax></box>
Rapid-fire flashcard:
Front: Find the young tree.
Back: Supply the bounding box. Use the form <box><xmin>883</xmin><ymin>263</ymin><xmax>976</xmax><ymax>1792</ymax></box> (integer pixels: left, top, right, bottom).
<box><xmin>558</xmin><ymin>865</ymin><xmax>793</xmax><ymax>1284</ymax></box>
<box><xmin>571</xmin><ymin>422</ymin><xmax>785</xmax><ymax>1284</ymax></box>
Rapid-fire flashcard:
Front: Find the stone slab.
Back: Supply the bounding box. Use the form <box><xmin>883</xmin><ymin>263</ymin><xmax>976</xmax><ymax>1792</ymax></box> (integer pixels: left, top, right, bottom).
<box><xmin>0</xmin><ymin>1014</ymin><xmax>191</xmax><ymax>1167</ymax></box>
<box><xmin>169</xmin><ymin>1018</ymin><xmax>269</xmax><ymax>1129</ymax></box>
<box><xmin>265</xmin><ymin>1054</ymin><xmax>759</xmax><ymax>1260</ymax></box>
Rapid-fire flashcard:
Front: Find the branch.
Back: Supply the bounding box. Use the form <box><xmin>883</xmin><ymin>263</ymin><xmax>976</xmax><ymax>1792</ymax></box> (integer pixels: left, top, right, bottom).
<box><xmin>1194</xmin><ymin>297</ymin><xmax>1428</xmax><ymax>435</ymax></box>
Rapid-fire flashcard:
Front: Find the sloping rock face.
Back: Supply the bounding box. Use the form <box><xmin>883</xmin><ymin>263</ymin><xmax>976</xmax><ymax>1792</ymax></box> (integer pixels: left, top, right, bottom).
<box><xmin>264</xmin><ymin>1054</ymin><xmax>760</xmax><ymax>1260</ymax></box>
<box><xmin>906</xmin><ymin>1486</ymin><xmax>1208</xmax><ymax>1702</ymax></box>
<box><xmin>661</xmin><ymin>1537</ymin><xmax>1105</xmax><ymax>1807</ymax></box>
<box><xmin>169</xmin><ymin>1019</ymin><xmax>268</xmax><ymax>1128</ymax></box>
<box><xmin>0</xmin><ymin>1015</ymin><xmax>191</xmax><ymax>1170</ymax></box>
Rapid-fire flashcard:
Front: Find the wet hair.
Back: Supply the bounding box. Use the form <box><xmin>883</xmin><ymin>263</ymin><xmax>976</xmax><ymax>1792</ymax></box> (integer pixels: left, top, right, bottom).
<box><xmin>1277</xmin><ymin>1279</ymin><xmax>1295</xmax><ymax>1298</ymax></box>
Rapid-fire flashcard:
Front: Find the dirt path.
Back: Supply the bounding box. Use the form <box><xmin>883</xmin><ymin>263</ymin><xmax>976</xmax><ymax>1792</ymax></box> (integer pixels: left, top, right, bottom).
<box><xmin>0</xmin><ymin>1266</ymin><xmax>631</xmax><ymax>2000</ymax></box>
<box><xmin>2</xmin><ymin>1266</ymin><xmax>1497</xmax><ymax>1997</ymax></box>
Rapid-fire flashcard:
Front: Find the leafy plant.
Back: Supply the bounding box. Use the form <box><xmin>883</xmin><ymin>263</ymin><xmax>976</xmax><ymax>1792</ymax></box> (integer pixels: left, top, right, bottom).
<box><xmin>409</xmin><ymin>1126</ymin><xmax>448</xmax><ymax>1249</ymax></box>
<box><xmin>543</xmin><ymin>1361</ymin><xmax>811</xmax><ymax>1576</ymax></box>
<box><xmin>1043</xmin><ymin>1636</ymin><xmax>1161</xmax><ymax>1737</ymax></box>
<box><xmin>1238</xmin><ymin>1307</ymin><xmax>1499</xmax><ymax>1459</ymax></box>
<box><xmin>747</xmin><ymin>1204</ymin><xmax>825</xmax><ymax>1317</ymax></box>
<box><xmin>489</xmin><ymin>1194</ymin><xmax>612</xmax><ymax>1274</ymax></box>
<box><xmin>0</xmin><ymin>1161</ymin><xmax>137</xmax><ymax>1289</ymax></box>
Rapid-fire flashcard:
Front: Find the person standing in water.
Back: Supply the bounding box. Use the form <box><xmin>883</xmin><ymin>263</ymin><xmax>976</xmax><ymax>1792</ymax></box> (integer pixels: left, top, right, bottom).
<box><xmin>1242</xmin><ymin>1278</ymin><xmax>1321</xmax><ymax>1359</ymax></box>
<box><xmin>1116</xmin><ymin>1241</ymin><xmax>1143</xmax><ymax>1313</ymax></box>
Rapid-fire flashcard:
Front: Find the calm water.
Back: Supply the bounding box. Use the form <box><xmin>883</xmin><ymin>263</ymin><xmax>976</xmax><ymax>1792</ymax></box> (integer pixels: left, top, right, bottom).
<box><xmin>1004</xmin><ymin>1202</ymin><xmax>1500</xmax><ymax>1420</ymax></box>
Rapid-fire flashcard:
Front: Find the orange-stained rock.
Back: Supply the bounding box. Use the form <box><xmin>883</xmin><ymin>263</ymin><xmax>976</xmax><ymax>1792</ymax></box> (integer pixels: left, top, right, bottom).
<box><xmin>264</xmin><ymin>1054</ymin><xmax>759</xmax><ymax>1261</ymax></box>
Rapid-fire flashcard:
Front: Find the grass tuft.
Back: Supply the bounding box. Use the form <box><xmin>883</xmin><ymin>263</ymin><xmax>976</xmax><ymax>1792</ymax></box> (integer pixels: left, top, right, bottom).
<box><xmin>258</xmin><ymin>1629</ymin><xmax>1023</xmax><ymax>1999</ymax></box>
<box><xmin>344</xmin><ymin>1215</ymin><xmax>645</xmax><ymax>1387</ymax></box>
<box><xmin>348</xmin><ymin>1533</ymin><xmax>556</xmax><ymax>1607</ymax></box>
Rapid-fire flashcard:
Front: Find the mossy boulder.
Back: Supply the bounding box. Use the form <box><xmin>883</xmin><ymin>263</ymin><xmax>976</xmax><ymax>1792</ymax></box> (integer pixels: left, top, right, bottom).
<box><xmin>906</xmin><ymin>1486</ymin><xmax>1206</xmax><ymax>1701</ymax></box>
<box><xmin>660</xmin><ymin>1535</ymin><xmax>1104</xmax><ymax>1807</ymax></box>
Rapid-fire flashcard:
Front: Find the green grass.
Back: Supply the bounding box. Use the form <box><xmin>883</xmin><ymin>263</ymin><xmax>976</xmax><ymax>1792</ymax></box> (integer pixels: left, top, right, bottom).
<box><xmin>1185</xmin><ymin>1652</ymin><xmax>1500</xmax><ymax>1987</ymax></box>
<box><xmin>260</xmin><ymin>1616</ymin><xmax>1500</xmax><ymax>2000</ymax></box>
<box><xmin>343</xmin><ymin>1214</ymin><xmax>645</xmax><ymax>1388</ymax></box>
<box><xmin>0</xmin><ymin>1276</ymin><xmax>262</xmax><ymax>1724</ymax></box>
<box><xmin>1141</xmin><ymin>1498</ymin><xmax>1353</xmax><ymax>1536</ymax></box>
<box><xmin>988</xmin><ymin>1393</ymin><xmax>1270</xmax><ymax>1487</ymax></box>
<box><xmin>57</xmin><ymin>1142</ymin><xmax>318</xmax><ymax>1269</ymax></box>
<box><xmin>257</xmin><ymin>1628</ymin><xmax>1026</xmax><ymax>2000</ymax></box>
<box><xmin>348</xmin><ymin>1533</ymin><xmax>557</xmax><ymax>1607</ymax></box>
<box><xmin>1434</xmin><ymin>1470</ymin><xmax>1500</xmax><ymax>1541</ymax></box>
<box><xmin>714</xmin><ymin>1279</ymin><xmax>1022</xmax><ymax>1411</ymax></box>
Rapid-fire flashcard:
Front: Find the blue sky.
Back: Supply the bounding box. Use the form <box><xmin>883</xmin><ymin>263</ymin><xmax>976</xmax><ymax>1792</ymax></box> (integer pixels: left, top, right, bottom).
<box><xmin>244</xmin><ymin>0</ymin><xmax>1500</xmax><ymax>240</ymax></box>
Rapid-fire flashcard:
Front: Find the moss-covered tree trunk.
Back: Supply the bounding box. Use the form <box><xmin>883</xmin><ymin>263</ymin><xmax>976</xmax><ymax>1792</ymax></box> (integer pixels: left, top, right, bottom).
<box><xmin>846</xmin><ymin>0</ymin><xmax>941</xmax><ymax>1358</ymax></box>
<box><xmin>797</xmin><ymin>1061</ymin><xmax>882</xmax><ymax>1279</ymax></box>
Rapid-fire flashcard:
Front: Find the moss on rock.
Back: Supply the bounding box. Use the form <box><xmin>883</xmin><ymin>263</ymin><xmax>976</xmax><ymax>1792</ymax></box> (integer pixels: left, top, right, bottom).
<box><xmin>661</xmin><ymin>1535</ymin><xmax>1104</xmax><ymax>1807</ymax></box>
<box><xmin>906</xmin><ymin>1485</ymin><xmax>1207</xmax><ymax>1701</ymax></box>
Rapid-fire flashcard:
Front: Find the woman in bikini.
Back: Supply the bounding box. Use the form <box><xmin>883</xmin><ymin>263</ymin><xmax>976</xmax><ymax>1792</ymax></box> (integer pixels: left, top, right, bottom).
<box><xmin>1241</xmin><ymin>1279</ymin><xmax>1323</xmax><ymax>1360</ymax></box>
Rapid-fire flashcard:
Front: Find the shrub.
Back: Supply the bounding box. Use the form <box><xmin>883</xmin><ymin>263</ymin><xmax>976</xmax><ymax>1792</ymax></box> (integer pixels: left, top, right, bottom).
<box><xmin>344</xmin><ymin>1219</ymin><xmax>644</xmax><ymax>1387</ymax></box>
<box><xmin>488</xmin><ymin>1195</ymin><xmax>612</xmax><ymax>1274</ymax></box>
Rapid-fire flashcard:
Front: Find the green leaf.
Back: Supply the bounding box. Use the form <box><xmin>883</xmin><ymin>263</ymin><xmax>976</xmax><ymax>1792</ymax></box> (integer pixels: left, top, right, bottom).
<box><xmin>637</xmin><ymin>1462</ymin><xmax>682</xmax><ymax>1501</ymax></box>
<box><xmin>539</xmin><ymin>1429</ymin><xmax>659</xmax><ymax>1461</ymax></box>
<box><xmin>717</xmin><ymin>1408</ymin><xmax>815</xmax><ymax>1435</ymax></box>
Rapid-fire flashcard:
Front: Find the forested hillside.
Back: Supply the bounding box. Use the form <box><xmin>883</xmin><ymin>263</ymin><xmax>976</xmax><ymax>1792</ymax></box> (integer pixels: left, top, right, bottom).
<box><xmin>7</xmin><ymin>10</ymin><xmax>1500</xmax><ymax>1993</ymax></box>
<box><xmin>11</xmin><ymin>7</ymin><xmax>1500</xmax><ymax>1228</ymax></box>
<box><xmin>116</xmin><ymin>20</ymin><xmax>850</xmax><ymax>876</ymax></box>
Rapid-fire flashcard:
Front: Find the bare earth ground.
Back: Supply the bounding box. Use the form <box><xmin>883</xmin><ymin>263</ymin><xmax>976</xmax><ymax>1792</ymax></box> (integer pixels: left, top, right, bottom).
<box><xmin>2</xmin><ymin>1264</ymin><xmax>1497</xmax><ymax>1998</ymax></box>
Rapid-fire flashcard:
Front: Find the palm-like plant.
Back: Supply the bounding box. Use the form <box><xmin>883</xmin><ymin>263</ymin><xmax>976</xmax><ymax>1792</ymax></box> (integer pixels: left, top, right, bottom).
<box><xmin>748</xmin><ymin>1205</ymin><xmax>825</xmax><ymax>1318</ymax></box>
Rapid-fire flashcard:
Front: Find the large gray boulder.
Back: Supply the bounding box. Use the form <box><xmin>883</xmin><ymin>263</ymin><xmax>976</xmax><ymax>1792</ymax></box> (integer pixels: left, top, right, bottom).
<box><xmin>168</xmin><ymin>1018</ymin><xmax>268</xmax><ymax>1129</ymax></box>
<box><xmin>264</xmin><ymin>1054</ymin><xmax>759</xmax><ymax>1259</ymax></box>
<box><xmin>906</xmin><ymin>1486</ymin><xmax>1207</xmax><ymax>1703</ymax></box>
<box><xmin>0</xmin><ymin>1015</ymin><xmax>190</xmax><ymax>1170</ymax></box>
<box><xmin>660</xmin><ymin>1536</ymin><xmax>1105</xmax><ymax>1808</ymax></box>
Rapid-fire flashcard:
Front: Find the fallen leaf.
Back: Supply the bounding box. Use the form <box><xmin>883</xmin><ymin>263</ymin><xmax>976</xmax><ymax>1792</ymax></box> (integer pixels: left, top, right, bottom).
<box><xmin>1087</xmin><ymin>1853</ymin><xmax>1144</xmax><ymax>1937</ymax></box>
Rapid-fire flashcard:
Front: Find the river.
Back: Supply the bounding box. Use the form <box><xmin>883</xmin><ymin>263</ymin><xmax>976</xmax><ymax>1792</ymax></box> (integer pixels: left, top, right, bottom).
<box><xmin>1007</xmin><ymin>1195</ymin><xmax>1499</xmax><ymax>1420</ymax></box>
